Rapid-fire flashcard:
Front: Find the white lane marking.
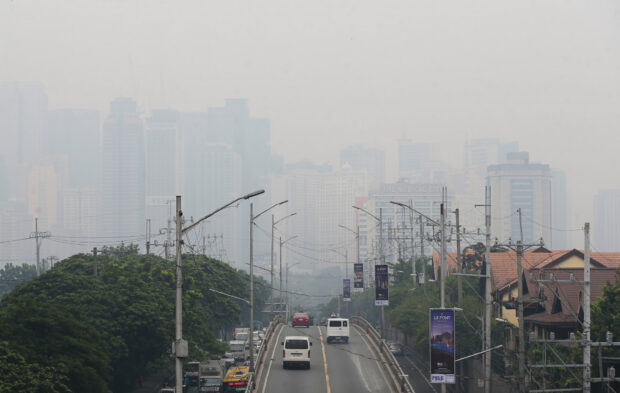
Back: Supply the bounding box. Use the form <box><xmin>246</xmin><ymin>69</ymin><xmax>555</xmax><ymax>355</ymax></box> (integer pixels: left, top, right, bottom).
<box><xmin>356</xmin><ymin>326</ymin><xmax>396</xmax><ymax>393</ymax></box>
<box><xmin>259</xmin><ymin>323</ymin><xmax>284</xmax><ymax>393</ymax></box>
<box><xmin>318</xmin><ymin>326</ymin><xmax>331</xmax><ymax>393</ymax></box>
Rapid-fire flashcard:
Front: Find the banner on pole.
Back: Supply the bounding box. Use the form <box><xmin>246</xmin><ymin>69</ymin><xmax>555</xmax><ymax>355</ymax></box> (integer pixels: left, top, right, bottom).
<box><xmin>343</xmin><ymin>279</ymin><xmax>351</xmax><ymax>302</ymax></box>
<box><xmin>353</xmin><ymin>263</ymin><xmax>364</xmax><ymax>292</ymax></box>
<box><xmin>375</xmin><ymin>265</ymin><xmax>389</xmax><ymax>306</ymax></box>
<box><xmin>429</xmin><ymin>308</ymin><xmax>456</xmax><ymax>384</ymax></box>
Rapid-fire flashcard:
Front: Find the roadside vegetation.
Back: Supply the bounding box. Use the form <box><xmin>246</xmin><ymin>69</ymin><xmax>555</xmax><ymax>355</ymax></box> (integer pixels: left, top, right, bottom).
<box><xmin>0</xmin><ymin>247</ymin><xmax>268</xmax><ymax>393</ymax></box>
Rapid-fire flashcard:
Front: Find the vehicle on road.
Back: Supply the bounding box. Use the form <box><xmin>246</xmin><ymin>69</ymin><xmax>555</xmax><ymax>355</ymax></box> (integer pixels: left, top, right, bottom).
<box><xmin>233</xmin><ymin>327</ymin><xmax>250</xmax><ymax>342</ymax></box>
<box><xmin>388</xmin><ymin>342</ymin><xmax>403</xmax><ymax>356</ymax></box>
<box><xmin>326</xmin><ymin>318</ymin><xmax>349</xmax><ymax>343</ymax></box>
<box><xmin>282</xmin><ymin>335</ymin><xmax>312</xmax><ymax>369</ymax></box>
<box><xmin>199</xmin><ymin>360</ymin><xmax>224</xmax><ymax>392</ymax></box>
<box><xmin>228</xmin><ymin>340</ymin><xmax>248</xmax><ymax>364</ymax></box>
<box><xmin>221</xmin><ymin>366</ymin><xmax>249</xmax><ymax>392</ymax></box>
<box><xmin>159</xmin><ymin>389</ymin><xmax>175</xmax><ymax>393</ymax></box>
<box><xmin>292</xmin><ymin>312</ymin><xmax>310</xmax><ymax>328</ymax></box>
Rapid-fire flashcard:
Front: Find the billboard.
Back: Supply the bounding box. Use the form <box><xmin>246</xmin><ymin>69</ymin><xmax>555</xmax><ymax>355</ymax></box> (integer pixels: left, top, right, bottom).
<box><xmin>375</xmin><ymin>265</ymin><xmax>389</xmax><ymax>306</ymax></box>
<box><xmin>353</xmin><ymin>263</ymin><xmax>364</xmax><ymax>292</ymax></box>
<box><xmin>343</xmin><ymin>279</ymin><xmax>351</xmax><ymax>302</ymax></box>
<box><xmin>429</xmin><ymin>308</ymin><xmax>455</xmax><ymax>384</ymax></box>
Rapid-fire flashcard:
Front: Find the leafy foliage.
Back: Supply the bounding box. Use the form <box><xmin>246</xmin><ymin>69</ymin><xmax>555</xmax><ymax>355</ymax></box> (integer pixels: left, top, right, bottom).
<box><xmin>0</xmin><ymin>263</ymin><xmax>37</xmax><ymax>298</ymax></box>
<box><xmin>0</xmin><ymin>251</ymin><xmax>266</xmax><ymax>393</ymax></box>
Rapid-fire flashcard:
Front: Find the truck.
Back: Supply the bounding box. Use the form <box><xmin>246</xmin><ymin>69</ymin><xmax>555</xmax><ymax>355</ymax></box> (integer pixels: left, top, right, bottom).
<box><xmin>233</xmin><ymin>327</ymin><xmax>250</xmax><ymax>342</ymax></box>
<box><xmin>199</xmin><ymin>360</ymin><xmax>225</xmax><ymax>392</ymax></box>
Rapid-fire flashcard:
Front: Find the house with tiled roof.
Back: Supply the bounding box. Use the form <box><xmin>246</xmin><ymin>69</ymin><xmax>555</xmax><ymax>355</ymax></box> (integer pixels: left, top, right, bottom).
<box><xmin>432</xmin><ymin>248</ymin><xmax>620</xmax><ymax>342</ymax></box>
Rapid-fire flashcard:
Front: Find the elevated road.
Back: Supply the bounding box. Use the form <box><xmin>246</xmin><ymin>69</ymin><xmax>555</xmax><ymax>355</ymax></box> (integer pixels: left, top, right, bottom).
<box><xmin>256</xmin><ymin>324</ymin><xmax>395</xmax><ymax>393</ymax></box>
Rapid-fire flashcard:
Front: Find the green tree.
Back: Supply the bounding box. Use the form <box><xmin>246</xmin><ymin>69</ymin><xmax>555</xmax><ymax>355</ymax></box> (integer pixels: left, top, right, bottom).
<box><xmin>0</xmin><ymin>263</ymin><xmax>37</xmax><ymax>297</ymax></box>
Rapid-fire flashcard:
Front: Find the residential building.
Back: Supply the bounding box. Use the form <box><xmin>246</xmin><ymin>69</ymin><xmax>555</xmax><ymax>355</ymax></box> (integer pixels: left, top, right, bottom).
<box><xmin>99</xmin><ymin>98</ymin><xmax>145</xmax><ymax>241</ymax></box>
<box><xmin>487</xmin><ymin>152</ymin><xmax>552</xmax><ymax>245</ymax></box>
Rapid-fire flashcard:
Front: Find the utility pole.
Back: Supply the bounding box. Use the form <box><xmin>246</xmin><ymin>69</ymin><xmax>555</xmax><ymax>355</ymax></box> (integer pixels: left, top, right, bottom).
<box><xmin>271</xmin><ymin>215</ymin><xmax>275</xmax><ymax>319</ymax></box>
<box><xmin>29</xmin><ymin>218</ymin><xmax>50</xmax><ymax>276</ymax></box>
<box><xmin>455</xmin><ymin>208</ymin><xmax>462</xmax><ymax>306</ymax></box>
<box><xmin>93</xmin><ymin>247</ymin><xmax>98</xmax><ymax>277</ymax></box>
<box><xmin>419</xmin><ymin>215</ymin><xmax>425</xmax><ymax>266</ymax></box>
<box><xmin>584</xmin><ymin>222</ymin><xmax>591</xmax><ymax>393</ymax></box>
<box><xmin>410</xmin><ymin>201</ymin><xmax>416</xmax><ymax>288</ymax></box>
<box><xmin>174</xmin><ymin>196</ymin><xmax>185</xmax><ymax>393</ymax></box>
<box><xmin>279</xmin><ymin>237</ymin><xmax>283</xmax><ymax>318</ymax></box>
<box><xmin>146</xmin><ymin>219</ymin><xmax>151</xmax><ymax>255</ymax></box>
<box><xmin>165</xmin><ymin>217</ymin><xmax>172</xmax><ymax>259</ymax></box>
<box><xmin>484</xmin><ymin>186</ymin><xmax>492</xmax><ymax>393</ymax></box>
<box><xmin>249</xmin><ymin>204</ymin><xmax>254</xmax><ymax>372</ymax></box>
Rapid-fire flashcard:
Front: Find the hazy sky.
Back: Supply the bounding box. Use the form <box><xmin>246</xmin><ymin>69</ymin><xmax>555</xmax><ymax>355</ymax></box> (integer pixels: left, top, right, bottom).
<box><xmin>2</xmin><ymin>0</ymin><xmax>620</xmax><ymax>243</ymax></box>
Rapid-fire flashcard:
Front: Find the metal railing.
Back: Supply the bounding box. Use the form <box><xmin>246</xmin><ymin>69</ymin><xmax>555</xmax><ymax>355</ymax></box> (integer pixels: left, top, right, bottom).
<box><xmin>245</xmin><ymin>316</ymin><xmax>283</xmax><ymax>393</ymax></box>
<box><xmin>351</xmin><ymin>316</ymin><xmax>416</xmax><ymax>393</ymax></box>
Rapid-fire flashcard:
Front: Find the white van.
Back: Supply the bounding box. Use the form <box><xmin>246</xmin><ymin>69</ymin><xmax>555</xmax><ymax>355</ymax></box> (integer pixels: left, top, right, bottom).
<box><xmin>326</xmin><ymin>318</ymin><xmax>350</xmax><ymax>343</ymax></box>
<box><xmin>281</xmin><ymin>336</ymin><xmax>312</xmax><ymax>369</ymax></box>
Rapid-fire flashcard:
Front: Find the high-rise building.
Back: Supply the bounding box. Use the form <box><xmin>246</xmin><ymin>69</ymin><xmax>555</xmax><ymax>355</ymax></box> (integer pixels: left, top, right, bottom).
<box><xmin>47</xmin><ymin>109</ymin><xmax>100</xmax><ymax>189</ymax></box>
<box><xmin>145</xmin><ymin>110</ymin><xmax>180</xmax><ymax>233</ymax></box>
<box><xmin>183</xmin><ymin>143</ymin><xmax>242</xmax><ymax>266</ymax></box>
<box><xmin>340</xmin><ymin>145</ymin><xmax>386</xmax><ymax>187</ymax></box>
<box><xmin>487</xmin><ymin>152</ymin><xmax>552</xmax><ymax>245</ymax></box>
<box><xmin>398</xmin><ymin>140</ymin><xmax>445</xmax><ymax>183</ymax></box>
<box><xmin>0</xmin><ymin>82</ymin><xmax>48</xmax><ymax>201</ymax></box>
<box><xmin>551</xmin><ymin>169</ymin><xmax>567</xmax><ymax>249</ymax></box>
<box><xmin>100</xmin><ymin>98</ymin><xmax>145</xmax><ymax>241</ymax></box>
<box><xmin>593</xmin><ymin>189</ymin><xmax>620</xmax><ymax>252</ymax></box>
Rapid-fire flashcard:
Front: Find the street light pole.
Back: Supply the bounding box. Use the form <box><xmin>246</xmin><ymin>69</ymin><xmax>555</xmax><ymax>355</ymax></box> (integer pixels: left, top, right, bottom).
<box><xmin>249</xmin><ymin>200</ymin><xmax>288</xmax><ymax>373</ymax></box>
<box><xmin>278</xmin><ymin>235</ymin><xmax>298</xmax><ymax>322</ymax></box>
<box><xmin>174</xmin><ymin>189</ymin><xmax>264</xmax><ymax>393</ymax></box>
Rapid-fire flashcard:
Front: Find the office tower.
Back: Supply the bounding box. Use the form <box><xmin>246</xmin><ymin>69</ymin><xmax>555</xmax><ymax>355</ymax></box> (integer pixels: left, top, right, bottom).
<box><xmin>0</xmin><ymin>82</ymin><xmax>48</xmax><ymax>201</ymax></box>
<box><xmin>146</xmin><ymin>110</ymin><xmax>180</xmax><ymax>233</ymax></box>
<box><xmin>398</xmin><ymin>140</ymin><xmax>448</xmax><ymax>183</ymax></box>
<box><xmin>593</xmin><ymin>189</ymin><xmax>620</xmax><ymax>252</ymax></box>
<box><xmin>340</xmin><ymin>145</ymin><xmax>386</xmax><ymax>187</ymax></box>
<box><xmin>551</xmin><ymin>169</ymin><xmax>567</xmax><ymax>249</ymax></box>
<box><xmin>487</xmin><ymin>152</ymin><xmax>552</xmax><ymax>245</ymax></box>
<box><xmin>100</xmin><ymin>98</ymin><xmax>145</xmax><ymax>240</ymax></box>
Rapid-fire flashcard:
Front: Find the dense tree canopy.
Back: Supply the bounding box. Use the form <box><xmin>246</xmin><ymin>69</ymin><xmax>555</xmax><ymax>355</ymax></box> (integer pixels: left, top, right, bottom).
<box><xmin>0</xmin><ymin>250</ymin><xmax>267</xmax><ymax>393</ymax></box>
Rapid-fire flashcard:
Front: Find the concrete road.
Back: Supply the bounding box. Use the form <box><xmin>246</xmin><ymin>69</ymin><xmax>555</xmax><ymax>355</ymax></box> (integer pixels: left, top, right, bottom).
<box><xmin>256</xmin><ymin>324</ymin><xmax>395</xmax><ymax>393</ymax></box>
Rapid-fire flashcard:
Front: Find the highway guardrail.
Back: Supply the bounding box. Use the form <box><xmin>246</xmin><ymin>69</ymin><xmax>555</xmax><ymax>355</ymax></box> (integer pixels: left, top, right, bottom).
<box><xmin>351</xmin><ymin>316</ymin><xmax>416</xmax><ymax>393</ymax></box>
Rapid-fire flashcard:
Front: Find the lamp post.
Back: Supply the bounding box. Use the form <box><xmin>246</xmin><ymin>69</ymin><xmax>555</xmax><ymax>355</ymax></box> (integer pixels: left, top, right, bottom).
<box><xmin>174</xmin><ymin>190</ymin><xmax>264</xmax><ymax>393</ymax></box>
<box><xmin>249</xmin><ymin>200</ymin><xmax>288</xmax><ymax>372</ymax></box>
<box><xmin>286</xmin><ymin>261</ymin><xmax>302</xmax><ymax>321</ymax></box>
<box><xmin>279</xmin><ymin>234</ymin><xmax>298</xmax><ymax>321</ymax></box>
<box><xmin>352</xmin><ymin>205</ymin><xmax>384</xmax><ymax>337</ymax></box>
<box><xmin>272</xmin><ymin>212</ymin><xmax>296</xmax><ymax>318</ymax></box>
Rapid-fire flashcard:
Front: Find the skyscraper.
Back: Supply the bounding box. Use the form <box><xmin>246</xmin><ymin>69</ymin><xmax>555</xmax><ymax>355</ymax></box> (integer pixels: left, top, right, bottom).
<box><xmin>487</xmin><ymin>152</ymin><xmax>552</xmax><ymax>245</ymax></box>
<box><xmin>340</xmin><ymin>144</ymin><xmax>386</xmax><ymax>187</ymax></box>
<box><xmin>145</xmin><ymin>110</ymin><xmax>179</xmax><ymax>233</ymax></box>
<box><xmin>593</xmin><ymin>189</ymin><xmax>620</xmax><ymax>252</ymax></box>
<box><xmin>100</xmin><ymin>98</ymin><xmax>145</xmax><ymax>240</ymax></box>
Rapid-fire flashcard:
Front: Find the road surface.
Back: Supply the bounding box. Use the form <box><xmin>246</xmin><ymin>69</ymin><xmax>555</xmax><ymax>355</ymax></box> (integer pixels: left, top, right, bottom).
<box><xmin>256</xmin><ymin>324</ymin><xmax>395</xmax><ymax>393</ymax></box>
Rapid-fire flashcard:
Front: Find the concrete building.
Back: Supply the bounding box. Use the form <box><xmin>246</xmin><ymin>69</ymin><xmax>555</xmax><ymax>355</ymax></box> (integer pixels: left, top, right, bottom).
<box><xmin>100</xmin><ymin>98</ymin><xmax>145</xmax><ymax>241</ymax></box>
<box><xmin>594</xmin><ymin>189</ymin><xmax>620</xmax><ymax>252</ymax></box>
<box><xmin>487</xmin><ymin>152</ymin><xmax>552</xmax><ymax>245</ymax></box>
<box><xmin>340</xmin><ymin>144</ymin><xmax>386</xmax><ymax>187</ymax></box>
<box><xmin>0</xmin><ymin>82</ymin><xmax>48</xmax><ymax>202</ymax></box>
<box><xmin>145</xmin><ymin>110</ymin><xmax>180</xmax><ymax>235</ymax></box>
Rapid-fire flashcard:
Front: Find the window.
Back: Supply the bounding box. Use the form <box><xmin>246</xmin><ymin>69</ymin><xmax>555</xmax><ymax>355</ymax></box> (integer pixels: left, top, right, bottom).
<box><xmin>343</xmin><ymin>321</ymin><xmax>348</xmax><ymax>327</ymax></box>
<box><xmin>285</xmin><ymin>339</ymin><xmax>308</xmax><ymax>349</ymax></box>
<box><xmin>329</xmin><ymin>320</ymin><xmax>342</xmax><ymax>327</ymax></box>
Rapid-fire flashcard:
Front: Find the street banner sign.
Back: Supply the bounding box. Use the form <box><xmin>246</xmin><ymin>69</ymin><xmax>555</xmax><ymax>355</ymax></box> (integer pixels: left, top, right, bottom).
<box><xmin>353</xmin><ymin>263</ymin><xmax>364</xmax><ymax>292</ymax></box>
<box><xmin>375</xmin><ymin>265</ymin><xmax>389</xmax><ymax>306</ymax></box>
<box><xmin>429</xmin><ymin>308</ymin><xmax>456</xmax><ymax>384</ymax></box>
<box><xmin>343</xmin><ymin>279</ymin><xmax>351</xmax><ymax>302</ymax></box>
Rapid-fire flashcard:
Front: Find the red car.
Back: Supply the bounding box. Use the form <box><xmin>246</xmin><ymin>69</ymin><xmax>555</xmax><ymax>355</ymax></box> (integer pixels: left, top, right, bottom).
<box><xmin>292</xmin><ymin>312</ymin><xmax>310</xmax><ymax>328</ymax></box>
